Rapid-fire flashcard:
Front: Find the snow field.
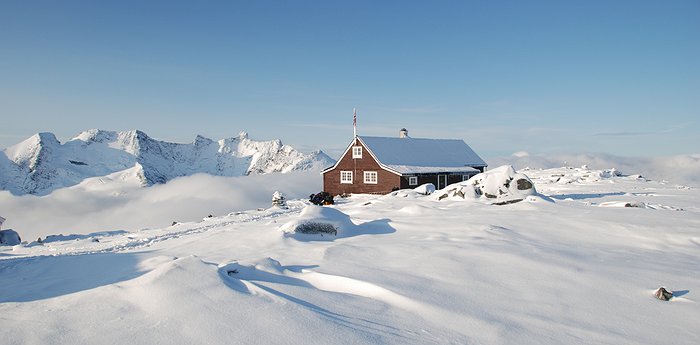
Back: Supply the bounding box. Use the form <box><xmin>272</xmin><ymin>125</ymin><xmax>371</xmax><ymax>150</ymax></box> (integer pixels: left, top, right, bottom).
<box><xmin>0</xmin><ymin>166</ymin><xmax>699</xmax><ymax>344</ymax></box>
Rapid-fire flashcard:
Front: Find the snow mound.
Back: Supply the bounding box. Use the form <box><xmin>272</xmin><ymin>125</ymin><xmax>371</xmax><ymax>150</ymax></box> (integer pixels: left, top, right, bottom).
<box><xmin>414</xmin><ymin>183</ymin><xmax>436</xmax><ymax>195</ymax></box>
<box><xmin>279</xmin><ymin>205</ymin><xmax>354</xmax><ymax>240</ymax></box>
<box><xmin>279</xmin><ymin>205</ymin><xmax>395</xmax><ymax>240</ymax></box>
<box><xmin>434</xmin><ymin>165</ymin><xmax>536</xmax><ymax>204</ymax></box>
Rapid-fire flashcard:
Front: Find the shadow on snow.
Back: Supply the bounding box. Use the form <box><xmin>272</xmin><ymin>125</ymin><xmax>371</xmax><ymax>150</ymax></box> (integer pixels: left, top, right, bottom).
<box><xmin>0</xmin><ymin>252</ymin><xmax>147</xmax><ymax>302</ymax></box>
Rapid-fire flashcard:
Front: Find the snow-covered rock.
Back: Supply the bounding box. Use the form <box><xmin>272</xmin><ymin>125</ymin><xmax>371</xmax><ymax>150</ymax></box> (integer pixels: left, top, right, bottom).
<box><xmin>414</xmin><ymin>183</ymin><xmax>436</xmax><ymax>195</ymax></box>
<box><xmin>0</xmin><ymin>229</ymin><xmax>21</xmax><ymax>246</ymax></box>
<box><xmin>434</xmin><ymin>165</ymin><xmax>536</xmax><ymax>203</ymax></box>
<box><xmin>271</xmin><ymin>191</ymin><xmax>287</xmax><ymax>208</ymax></box>
<box><xmin>279</xmin><ymin>205</ymin><xmax>356</xmax><ymax>240</ymax></box>
<box><xmin>0</xmin><ymin>130</ymin><xmax>335</xmax><ymax>195</ymax></box>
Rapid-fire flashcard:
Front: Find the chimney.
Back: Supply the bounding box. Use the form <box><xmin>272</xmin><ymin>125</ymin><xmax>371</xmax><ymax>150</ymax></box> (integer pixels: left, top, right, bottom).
<box><xmin>399</xmin><ymin>128</ymin><xmax>408</xmax><ymax>138</ymax></box>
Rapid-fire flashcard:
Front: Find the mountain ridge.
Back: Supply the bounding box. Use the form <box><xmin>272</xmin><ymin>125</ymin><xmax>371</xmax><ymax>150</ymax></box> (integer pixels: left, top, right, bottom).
<box><xmin>0</xmin><ymin>129</ymin><xmax>334</xmax><ymax>195</ymax></box>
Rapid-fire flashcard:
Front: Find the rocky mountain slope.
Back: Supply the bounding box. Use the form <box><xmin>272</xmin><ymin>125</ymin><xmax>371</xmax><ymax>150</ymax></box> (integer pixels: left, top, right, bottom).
<box><xmin>0</xmin><ymin>130</ymin><xmax>334</xmax><ymax>195</ymax></box>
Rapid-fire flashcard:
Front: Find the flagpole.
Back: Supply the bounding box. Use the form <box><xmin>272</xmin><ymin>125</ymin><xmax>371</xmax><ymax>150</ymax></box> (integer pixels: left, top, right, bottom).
<box><xmin>353</xmin><ymin>108</ymin><xmax>357</xmax><ymax>138</ymax></box>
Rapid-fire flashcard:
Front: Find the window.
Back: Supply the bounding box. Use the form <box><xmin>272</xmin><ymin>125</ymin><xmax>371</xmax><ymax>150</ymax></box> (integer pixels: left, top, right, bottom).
<box><xmin>408</xmin><ymin>176</ymin><xmax>418</xmax><ymax>186</ymax></box>
<box><xmin>463</xmin><ymin>174</ymin><xmax>473</xmax><ymax>181</ymax></box>
<box><xmin>352</xmin><ymin>146</ymin><xmax>362</xmax><ymax>159</ymax></box>
<box><xmin>364</xmin><ymin>171</ymin><xmax>378</xmax><ymax>184</ymax></box>
<box><xmin>340</xmin><ymin>171</ymin><xmax>353</xmax><ymax>184</ymax></box>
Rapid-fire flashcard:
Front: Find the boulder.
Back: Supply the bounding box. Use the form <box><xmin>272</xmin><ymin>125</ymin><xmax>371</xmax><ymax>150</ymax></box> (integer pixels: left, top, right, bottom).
<box><xmin>654</xmin><ymin>287</ymin><xmax>673</xmax><ymax>301</ymax></box>
<box><xmin>0</xmin><ymin>229</ymin><xmax>21</xmax><ymax>246</ymax></box>
<box><xmin>468</xmin><ymin>166</ymin><xmax>536</xmax><ymax>200</ymax></box>
<box><xmin>516</xmin><ymin>178</ymin><xmax>533</xmax><ymax>190</ymax></box>
<box><xmin>434</xmin><ymin>166</ymin><xmax>536</xmax><ymax>204</ymax></box>
<box><xmin>434</xmin><ymin>184</ymin><xmax>478</xmax><ymax>201</ymax></box>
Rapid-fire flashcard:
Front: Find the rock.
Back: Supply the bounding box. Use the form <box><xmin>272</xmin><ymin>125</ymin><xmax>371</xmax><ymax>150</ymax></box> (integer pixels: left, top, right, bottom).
<box><xmin>654</xmin><ymin>287</ymin><xmax>673</xmax><ymax>301</ymax></box>
<box><xmin>469</xmin><ymin>166</ymin><xmax>536</xmax><ymax>200</ymax></box>
<box><xmin>294</xmin><ymin>222</ymin><xmax>338</xmax><ymax>236</ymax></box>
<box><xmin>279</xmin><ymin>205</ymin><xmax>355</xmax><ymax>239</ymax></box>
<box><xmin>0</xmin><ymin>229</ymin><xmax>22</xmax><ymax>246</ymax></box>
<box><xmin>516</xmin><ymin>178</ymin><xmax>533</xmax><ymax>190</ymax></box>
<box><xmin>492</xmin><ymin>199</ymin><xmax>524</xmax><ymax>205</ymax></box>
<box><xmin>309</xmin><ymin>191</ymin><xmax>334</xmax><ymax>206</ymax></box>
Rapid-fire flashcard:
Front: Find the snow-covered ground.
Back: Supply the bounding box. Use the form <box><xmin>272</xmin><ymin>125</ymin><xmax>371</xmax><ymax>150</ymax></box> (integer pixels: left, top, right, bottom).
<box><xmin>1</xmin><ymin>166</ymin><xmax>699</xmax><ymax>344</ymax></box>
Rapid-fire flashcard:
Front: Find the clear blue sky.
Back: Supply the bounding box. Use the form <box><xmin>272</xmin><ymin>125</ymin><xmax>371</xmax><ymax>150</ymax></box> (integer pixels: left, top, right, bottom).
<box><xmin>1</xmin><ymin>0</ymin><xmax>698</xmax><ymax>159</ymax></box>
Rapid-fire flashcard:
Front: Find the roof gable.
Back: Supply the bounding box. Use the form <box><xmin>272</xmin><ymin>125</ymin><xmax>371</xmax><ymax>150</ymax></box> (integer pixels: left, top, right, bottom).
<box><xmin>358</xmin><ymin>136</ymin><xmax>486</xmax><ymax>169</ymax></box>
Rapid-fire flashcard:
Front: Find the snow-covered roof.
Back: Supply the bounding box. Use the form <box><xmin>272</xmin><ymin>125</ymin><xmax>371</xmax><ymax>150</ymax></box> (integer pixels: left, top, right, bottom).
<box><xmin>358</xmin><ymin>136</ymin><xmax>486</xmax><ymax>174</ymax></box>
<box><xmin>385</xmin><ymin>165</ymin><xmax>479</xmax><ymax>174</ymax></box>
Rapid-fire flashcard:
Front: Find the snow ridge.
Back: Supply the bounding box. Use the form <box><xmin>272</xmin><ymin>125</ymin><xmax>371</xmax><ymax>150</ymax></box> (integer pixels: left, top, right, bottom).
<box><xmin>0</xmin><ymin>130</ymin><xmax>334</xmax><ymax>195</ymax></box>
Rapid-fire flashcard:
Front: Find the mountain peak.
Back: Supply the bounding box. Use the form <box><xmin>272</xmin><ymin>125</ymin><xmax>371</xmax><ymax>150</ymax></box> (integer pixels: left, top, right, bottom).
<box><xmin>194</xmin><ymin>135</ymin><xmax>214</xmax><ymax>146</ymax></box>
<box><xmin>73</xmin><ymin>129</ymin><xmax>118</xmax><ymax>143</ymax></box>
<box><xmin>0</xmin><ymin>129</ymin><xmax>336</xmax><ymax>195</ymax></box>
<box><xmin>35</xmin><ymin>132</ymin><xmax>60</xmax><ymax>143</ymax></box>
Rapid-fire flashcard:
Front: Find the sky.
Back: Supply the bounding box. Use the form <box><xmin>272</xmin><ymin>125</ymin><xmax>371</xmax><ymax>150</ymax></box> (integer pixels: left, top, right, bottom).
<box><xmin>1</xmin><ymin>0</ymin><xmax>698</xmax><ymax>159</ymax></box>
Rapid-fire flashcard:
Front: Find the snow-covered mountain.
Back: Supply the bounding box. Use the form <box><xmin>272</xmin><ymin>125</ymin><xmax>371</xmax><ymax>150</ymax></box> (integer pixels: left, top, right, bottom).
<box><xmin>0</xmin><ymin>129</ymin><xmax>334</xmax><ymax>195</ymax></box>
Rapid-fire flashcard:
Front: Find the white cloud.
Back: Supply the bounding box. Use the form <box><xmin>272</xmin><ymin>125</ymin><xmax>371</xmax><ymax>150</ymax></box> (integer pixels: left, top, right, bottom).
<box><xmin>0</xmin><ymin>172</ymin><xmax>322</xmax><ymax>241</ymax></box>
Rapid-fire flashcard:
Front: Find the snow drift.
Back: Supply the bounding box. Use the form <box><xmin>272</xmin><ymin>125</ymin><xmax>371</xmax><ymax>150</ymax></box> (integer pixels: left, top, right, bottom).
<box><xmin>279</xmin><ymin>205</ymin><xmax>395</xmax><ymax>241</ymax></box>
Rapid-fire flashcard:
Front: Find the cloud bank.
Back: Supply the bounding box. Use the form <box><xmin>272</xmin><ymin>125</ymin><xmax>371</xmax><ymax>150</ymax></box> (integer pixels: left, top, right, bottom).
<box><xmin>0</xmin><ymin>172</ymin><xmax>321</xmax><ymax>240</ymax></box>
<box><xmin>488</xmin><ymin>153</ymin><xmax>700</xmax><ymax>187</ymax></box>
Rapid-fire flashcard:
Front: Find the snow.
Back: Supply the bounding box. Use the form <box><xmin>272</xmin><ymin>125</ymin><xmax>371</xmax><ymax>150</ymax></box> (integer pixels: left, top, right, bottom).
<box><xmin>383</xmin><ymin>164</ymin><xmax>479</xmax><ymax>174</ymax></box>
<box><xmin>1</xmin><ymin>165</ymin><xmax>699</xmax><ymax>344</ymax></box>
<box><xmin>413</xmin><ymin>183</ymin><xmax>436</xmax><ymax>195</ymax></box>
<box><xmin>0</xmin><ymin>129</ymin><xmax>334</xmax><ymax>196</ymax></box>
<box><xmin>279</xmin><ymin>205</ymin><xmax>394</xmax><ymax>241</ymax></box>
<box><xmin>358</xmin><ymin>136</ymin><xmax>486</xmax><ymax>171</ymax></box>
<box><xmin>431</xmin><ymin>165</ymin><xmax>537</xmax><ymax>203</ymax></box>
<box><xmin>0</xmin><ymin>171</ymin><xmax>322</xmax><ymax>241</ymax></box>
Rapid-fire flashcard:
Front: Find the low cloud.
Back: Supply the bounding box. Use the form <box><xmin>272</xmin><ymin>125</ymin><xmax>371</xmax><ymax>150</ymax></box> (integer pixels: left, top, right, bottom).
<box><xmin>488</xmin><ymin>152</ymin><xmax>700</xmax><ymax>187</ymax></box>
<box><xmin>0</xmin><ymin>172</ymin><xmax>321</xmax><ymax>240</ymax></box>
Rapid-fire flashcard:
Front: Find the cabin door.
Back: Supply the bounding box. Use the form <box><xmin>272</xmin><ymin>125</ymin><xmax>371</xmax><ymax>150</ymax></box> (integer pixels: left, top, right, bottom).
<box><xmin>437</xmin><ymin>175</ymin><xmax>447</xmax><ymax>189</ymax></box>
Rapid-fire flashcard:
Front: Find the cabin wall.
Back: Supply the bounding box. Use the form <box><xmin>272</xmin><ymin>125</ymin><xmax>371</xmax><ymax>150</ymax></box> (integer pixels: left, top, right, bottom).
<box><xmin>323</xmin><ymin>138</ymin><xmax>401</xmax><ymax>196</ymax></box>
<box><xmin>399</xmin><ymin>172</ymin><xmax>479</xmax><ymax>189</ymax></box>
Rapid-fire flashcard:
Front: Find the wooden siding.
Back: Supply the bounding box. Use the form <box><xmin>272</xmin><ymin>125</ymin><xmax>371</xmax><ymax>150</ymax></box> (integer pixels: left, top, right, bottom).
<box><xmin>323</xmin><ymin>138</ymin><xmax>401</xmax><ymax>195</ymax></box>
